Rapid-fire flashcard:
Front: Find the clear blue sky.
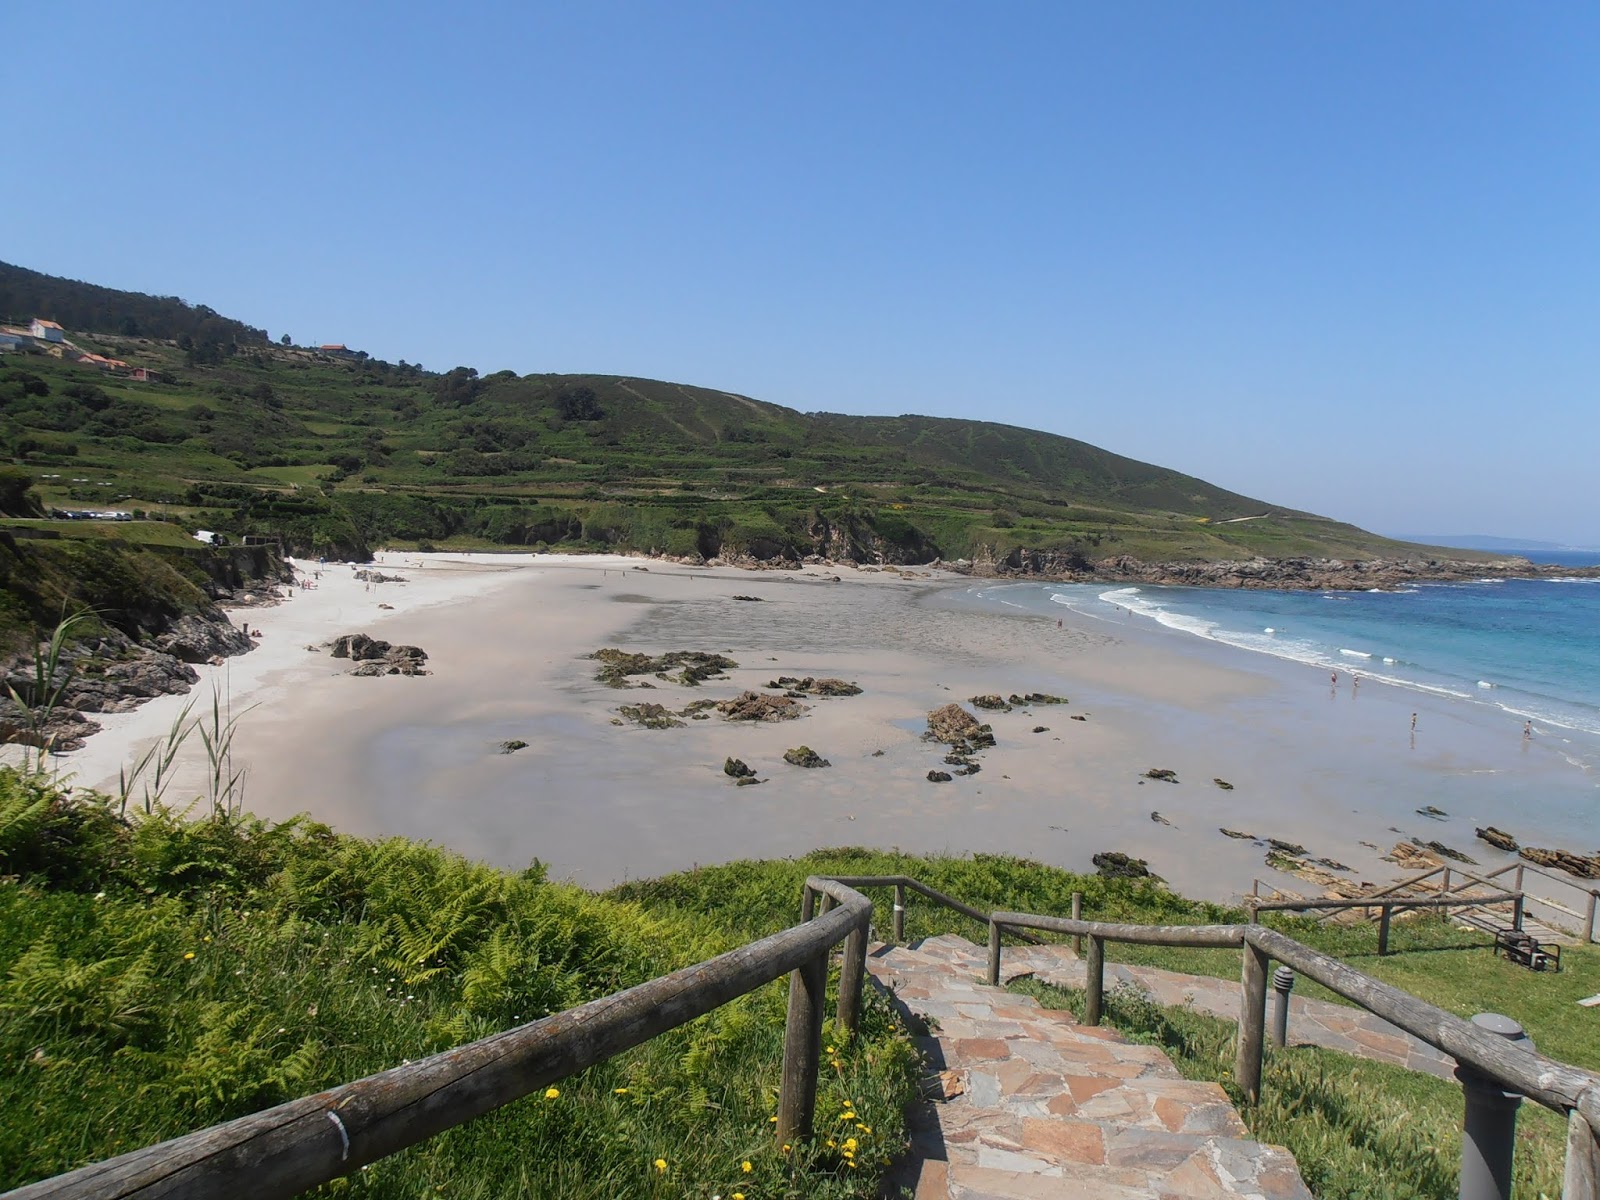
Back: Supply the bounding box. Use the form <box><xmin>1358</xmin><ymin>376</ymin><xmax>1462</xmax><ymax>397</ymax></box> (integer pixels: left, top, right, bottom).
<box><xmin>5</xmin><ymin>3</ymin><xmax>1597</xmax><ymax>543</ymax></box>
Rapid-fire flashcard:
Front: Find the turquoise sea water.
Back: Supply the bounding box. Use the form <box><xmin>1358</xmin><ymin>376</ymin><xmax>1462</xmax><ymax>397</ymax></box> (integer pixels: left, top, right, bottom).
<box><xmin>976</xmin><ymin>552</ymin><xmax>1600</xmax><ymax>769</ymax></box>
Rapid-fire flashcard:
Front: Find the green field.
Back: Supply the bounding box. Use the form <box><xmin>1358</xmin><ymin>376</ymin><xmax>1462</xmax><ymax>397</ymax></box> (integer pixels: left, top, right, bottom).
<box><xmin>0</xmin><ymin>302</ymin><xmax>1498</xmax><ymax>564</ymax></box>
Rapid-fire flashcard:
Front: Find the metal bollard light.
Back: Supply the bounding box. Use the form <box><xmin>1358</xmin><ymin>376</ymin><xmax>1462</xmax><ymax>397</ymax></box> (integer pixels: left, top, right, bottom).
<box><xmin>1270</xmin><ymin>966</ymin><xmax>1295</xmax><ymax>1048</ymax></box>
<box><xmin>1455</xmin><ymin>1013</ymin><xmax>1532</xmax><ymax>1200</ymax></box>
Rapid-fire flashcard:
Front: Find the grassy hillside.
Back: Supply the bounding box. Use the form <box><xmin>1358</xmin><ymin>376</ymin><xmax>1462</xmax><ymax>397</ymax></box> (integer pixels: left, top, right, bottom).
<box><xmin>0</xmin><ymin>262</ymin><xmax>1490</xmax><ymax>566</ymax></box>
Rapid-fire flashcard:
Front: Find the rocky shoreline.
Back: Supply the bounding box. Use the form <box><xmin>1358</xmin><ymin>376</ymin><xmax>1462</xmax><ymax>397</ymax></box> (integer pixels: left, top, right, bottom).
<box><xmin>0</xmin><ymin>561</ymin><xmax>287</xmax><ymax>754</ymax></box>
<box><xmin>947</xmin><ymin>551</ymin><xmax>1600</xmax><ymax>591</ymax></box>
<box><xmin>597</xmin><ymin>545</ymin><xmax>1598</xmax><ymax>592</ymax></box>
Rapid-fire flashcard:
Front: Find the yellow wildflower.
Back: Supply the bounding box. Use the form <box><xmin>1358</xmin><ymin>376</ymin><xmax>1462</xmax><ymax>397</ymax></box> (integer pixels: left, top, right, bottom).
<box><xmin>843</xmin><ymin>1138</ymin><xmax>857</xmax><ymax>1152</ymax></box>
<box><xmin>741</xmin><ymin>1161</ymin><xmax>752</xmax><ymax>1173</ymax></box>
<box><xmin>856</xmin><ymin>1123</ymin><xmax>873</xmax><ymax>1133</ymax></box>
<box><xmin>653</xmin><ymin>1158</ymin><xmax>667</xmax><ymax>1173</ymax></box>
<box><xmin>544</xmin><ymin>1087</ymin><xmax>560</xmax><ymax>1099</ymax></box>
<box><xmin>613</xmin><ymin>1087</ymin><xmax>629</xmax><ymax>1095</ymax></box>
<box><xmin>781</xmin><ymin>1143</ymin><xmax>792</xmax><ymax>1154</ymax></box>
<box><xmin>734</xmin><ymin>1194</ymin><xmax>745</xmax><ymax>1200</ymax></box>
<box><xmin>183</xmin><ymin>952</ymin><xmax>196</xmax><ymax>961</ymax></box>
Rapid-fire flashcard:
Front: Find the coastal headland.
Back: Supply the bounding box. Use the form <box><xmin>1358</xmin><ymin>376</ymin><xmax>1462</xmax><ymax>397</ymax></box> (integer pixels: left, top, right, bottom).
<box><xmin>44</xmin><ymin>550</ymin><xmax>1598</xmax><ymax>908</ymax></box>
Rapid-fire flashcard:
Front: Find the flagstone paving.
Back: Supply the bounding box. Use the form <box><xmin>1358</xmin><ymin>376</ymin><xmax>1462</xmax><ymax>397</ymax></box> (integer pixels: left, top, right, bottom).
<box><xmin>1018</xmin><ymin>951</ymin><xmax>1456</xmax><ymax>1080</ymax></box>
<box><xmin>868</xmin><ymin>935</ymin><xmax>1314</xmax><ymax>1199</ymax></box>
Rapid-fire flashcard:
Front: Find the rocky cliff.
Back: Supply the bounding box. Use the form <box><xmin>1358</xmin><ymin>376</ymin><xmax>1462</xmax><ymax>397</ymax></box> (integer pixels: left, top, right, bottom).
<box><xmin>0</xmin><ymin>538</ymin><xmax>290</xmax><ymax>752</ymax></box>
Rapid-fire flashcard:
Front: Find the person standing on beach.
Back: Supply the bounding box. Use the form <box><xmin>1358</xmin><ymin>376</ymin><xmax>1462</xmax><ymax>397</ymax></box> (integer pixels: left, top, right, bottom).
<box><xmin>1410</xmin><ymin>712</ymin><xmax>1418</xmax><ymax>732</ymax></box>
<box><xmin>1330</xmin><ymin>670</ymin><xmax>1338</xmax><ymax>687</ymax></box>
<box><xmin>1524</xmin><ymin>720</ymin><xmax>1533</xmax><ymax>740</ymax></box>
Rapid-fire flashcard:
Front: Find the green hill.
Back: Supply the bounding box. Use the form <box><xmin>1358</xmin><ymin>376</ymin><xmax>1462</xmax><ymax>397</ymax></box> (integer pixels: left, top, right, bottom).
<box><xmin>0</xmin><ymin>261</ymin><xmax>1485</xmax><ymax>567</ymax></box>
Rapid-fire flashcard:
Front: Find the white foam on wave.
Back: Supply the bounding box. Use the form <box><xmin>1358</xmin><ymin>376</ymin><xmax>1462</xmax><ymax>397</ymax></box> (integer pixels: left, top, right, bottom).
<box><xmin>1030</xmin><ymin>581</ymin><xmax>1600</xmax><ymax>743</ymax></box>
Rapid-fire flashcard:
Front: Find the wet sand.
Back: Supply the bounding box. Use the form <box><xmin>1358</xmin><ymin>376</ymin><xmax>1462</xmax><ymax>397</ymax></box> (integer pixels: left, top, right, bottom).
<box><xmin>51</xmin><ymin>554</ymin><xmax>1590</xmax><ymax>905</ymax></box>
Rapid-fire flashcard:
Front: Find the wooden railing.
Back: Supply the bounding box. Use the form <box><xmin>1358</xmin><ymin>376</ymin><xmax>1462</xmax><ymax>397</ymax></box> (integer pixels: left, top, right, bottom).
<box><xmin>983</xmin><ymin>909</ymin><xmax>1600</xmax><ymax>1197</ymax></box>
<box><xmin>1263</xmin><ymin>859</ymin><xmax>1600</xmax><ymax>945</ymax></box>
<box><xmin>1248</xmin><ymin>889</ymin><xmax>1527</xmax><ymax>955</ymax></box>
<box><xmin>9</xmin><ymin>874</ymin><xmax>1600</xmax><ymax>1198</ymax></box>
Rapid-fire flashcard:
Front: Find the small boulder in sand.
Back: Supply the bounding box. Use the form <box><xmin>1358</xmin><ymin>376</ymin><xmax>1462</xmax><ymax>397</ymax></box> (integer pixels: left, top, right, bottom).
<box><xmin>1213</xmin><ymin>778</ymin><xmax>1234</xmax><ymax>790</ymax></box>
<box><xmin>782</xmin><ymin>746</ymin><xmax>831</xmax><ymax>768</ymax></box>
<box><xmin>927</xmin><ymin>769</ymin><xmax>953</xmax><ymax>783</ymax></box>
<box><xmin>1008</xmin><ymin>692</ymin><xmax>1068</xmax><ymax>706</ymax></box>
<box><xmin>735</xmin><ymin>776</ymin><xmax>763</xmax><ymax>787</ymax></box>
<box><xmin>970</xmin><ymin>694</ymin><xmax>1011</xmax><ymax>711</ymax></box>
<box><xmin>1144</xmin><ymin>768</ymin><xmax>1179</xmax><ymax>783</ymax></box>
<box><xmin>1219</xmin><ymin>828</ymin><xmax>1257</xmax><ymax>840</ymax></box>
<box><xmin>498</xmin><ymin>740</ymin><xmax>528</xmax><ymax>755</ymax></box>
<box><xmin>1476</xmin><ymin>826</ymin><xmax>1519</xmax><ymax>852</ymax></box>
<box><xmin>1032</xmin><ymin>725</ymin><xmax>1049</xmax><ymax>733</ymax></box>
<box><xmin>724</xmin><ymin>757</ymin><xmax>756</xmax><ymax>778</ymax></box>
<box><xmin>1092</xmin><ymin>852</ymin><xmax>1153</xmax><ymax>880</ymax></box>
<box><xmin>1150</xmin><ymin>811</ymin><xmax>1172</xmax><ymax>826</ymax></box>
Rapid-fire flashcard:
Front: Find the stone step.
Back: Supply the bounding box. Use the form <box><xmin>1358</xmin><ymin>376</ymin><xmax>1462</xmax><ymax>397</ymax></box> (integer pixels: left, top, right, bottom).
<box><xmin>868</xmin><ymin>937</ymin><xmax>1312</xmax><ymax>1199</ymax></box>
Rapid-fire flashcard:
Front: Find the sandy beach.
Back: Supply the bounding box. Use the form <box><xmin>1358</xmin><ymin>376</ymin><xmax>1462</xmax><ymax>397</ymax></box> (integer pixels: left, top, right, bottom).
<box><xmin>42</xmin><ymin>552</ymin><xmax>1598</xmax><ymax>907</ymax></box>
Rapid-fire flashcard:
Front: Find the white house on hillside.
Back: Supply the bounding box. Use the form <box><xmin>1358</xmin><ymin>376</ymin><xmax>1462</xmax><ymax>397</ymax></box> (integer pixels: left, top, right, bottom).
<box><xmin>30</xmin><ymin>319</ymin><xmax>64</xmax><ymax>342</ymax></box>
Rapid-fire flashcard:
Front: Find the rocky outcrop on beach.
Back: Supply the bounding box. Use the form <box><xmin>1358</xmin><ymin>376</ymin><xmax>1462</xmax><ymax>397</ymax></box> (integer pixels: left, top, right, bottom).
<box><xmin>716</xmin><ymin>691</ymin><xmax>807</xmax><ymax>722</ymax></box>
<box><xmin>1519</xmin><ymin>846</ymin><xmax>1600</xmax><ymax>879</ymax></box>
<box><xmin>925</xmin><ymin>703</ymin><xmax>995</xmax><ymax>751</ymax></box>
<box><xmin>723</xmin><ymin>757</ymin><xmax>755</xmax><ymax>778</ymax></box>
<box><xmin>766</xmin><ymin>676</ymin><xmax>862</xmax><ymax>697</ymax></box>
<box><xmin>1476</xmin><ymin>826</ymin><xmax>1519</xmax><ymax>852</ymax></box>
<box><xmin>1093</xmin><ymin>852</ymin><xmax>1155</xmax><ymax>881</ymax></box>
<box><xmin>782</xmin><ymin>746</ymin><xmax>830</xmax><ymax>768</ymax></box>
<box><xmin>332</xmin><ymin>633</ymin><xmax>430</xmax><ymax>676</ymax></box>
<box><xmin>591</xmin><ymin>648</ymin><xmax>738</xmax><ymax>688</ymax></box>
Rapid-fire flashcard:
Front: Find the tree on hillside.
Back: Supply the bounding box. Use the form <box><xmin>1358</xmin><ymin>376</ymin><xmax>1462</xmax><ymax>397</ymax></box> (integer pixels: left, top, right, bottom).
<box><xmin>0</xmin><ymin>468</ymin><xmax>44</xmax><ymax>517</ymax></box>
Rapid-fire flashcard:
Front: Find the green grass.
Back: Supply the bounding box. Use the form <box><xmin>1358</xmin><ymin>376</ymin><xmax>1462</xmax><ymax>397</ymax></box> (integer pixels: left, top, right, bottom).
<box><xmin>1010</xmin><ymin>976</ymin><xmax>1570</xmax><ymax>1199</ymax></box>
<box><xmin>0</xmin><ymin>773</ymin><xmax>919</xmax><ymax>1198</ymax></box>
<box><xmin>0</xmin><ymin>518</ymin><xmax>203</xmax><ymax>548</ymax></box>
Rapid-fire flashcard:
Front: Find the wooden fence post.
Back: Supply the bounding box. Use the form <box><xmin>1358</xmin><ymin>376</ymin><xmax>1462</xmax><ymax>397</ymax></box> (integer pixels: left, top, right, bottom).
<box><xmin>986</xmin><ymin>918</ymin><xmax>1002</xmax><ymax>986</ymax></box>
<box><xmin>1512</xmin><ymin>893</ymin><xmax>1525</xmax><ymax>934</ymax></box>
<box><xmin>777</xmin><ymin>948</ymin><xmax>827</xmax><ymax>1144</ymax></box>
<box><xmin>836</xmin><ymin>915</ymin><xmax>868</xmax><ymax>1037</ymax></box>
<box><xmin>1378</xmin><ymin>905</ymin><xmax>1392</xmax><ymax>956</ymax></box>
<box><xmin>1235</xmin><ymin>939</ymin><xmax>1269</xmax><ymax>1103</ymax></box>
<box><xmin>1587</xmin><ymin>891</ymin><xmax>1598</xmax><ymax>946</ymax></box>
<box><xmin>1071</xmin><ymin>892</ymin><xmax>1083</xmax><ymax>957</ymax></box>
<box><xmin>1565</xmin><ymin>1104</ymin><xmax>1600</xmax><ymax>1200</ymax></box>
<box><xmin>1084</xmin><ymin>935</ymin><xmax>1105</xmax><ymax>1026</ymax></box>
<box><xmin>892</xmin><ymin>883</ymin><xmax>906</xmax><ymax>944</ymax></box>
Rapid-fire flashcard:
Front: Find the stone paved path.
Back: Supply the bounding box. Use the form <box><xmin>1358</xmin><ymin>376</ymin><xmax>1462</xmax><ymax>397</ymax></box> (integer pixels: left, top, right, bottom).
<box><xmin>869</xmin><ymin>935</ymin><xmax>1312</xmax><ymax>1199</ymax></box>
<box><xmin>1018</xmin><ymin>952</ymin><xmax>1457</xmax><ymax>1080</ymax></box>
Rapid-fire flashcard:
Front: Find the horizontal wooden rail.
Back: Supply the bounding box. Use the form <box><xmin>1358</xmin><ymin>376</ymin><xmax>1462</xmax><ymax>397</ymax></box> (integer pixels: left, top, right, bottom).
<box><xmin>820</xmin><ymin>874</ymin><xmax>1046</xmax><ymax>945</ymax></box>
<box><xmin>988</xmin><ymin>911</ymin><xmax>1250</xmax><ymax>947</ymax></box>
<box><xmin>6</xmin><ymin>883</ymin><xmax>873</xmax><ymax>1200</ymax></box>
<box><xmin>1250</xmin><ymin>890</ymin><xmax>1522</xmax><ymax>914</ymax></box>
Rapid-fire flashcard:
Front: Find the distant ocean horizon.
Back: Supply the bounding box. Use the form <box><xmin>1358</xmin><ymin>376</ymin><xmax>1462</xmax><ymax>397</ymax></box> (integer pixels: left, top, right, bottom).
<box><xmin>974</xmin><ymin>558</ymin><xmax>1600</xmax><ymax>773</ymax></box>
